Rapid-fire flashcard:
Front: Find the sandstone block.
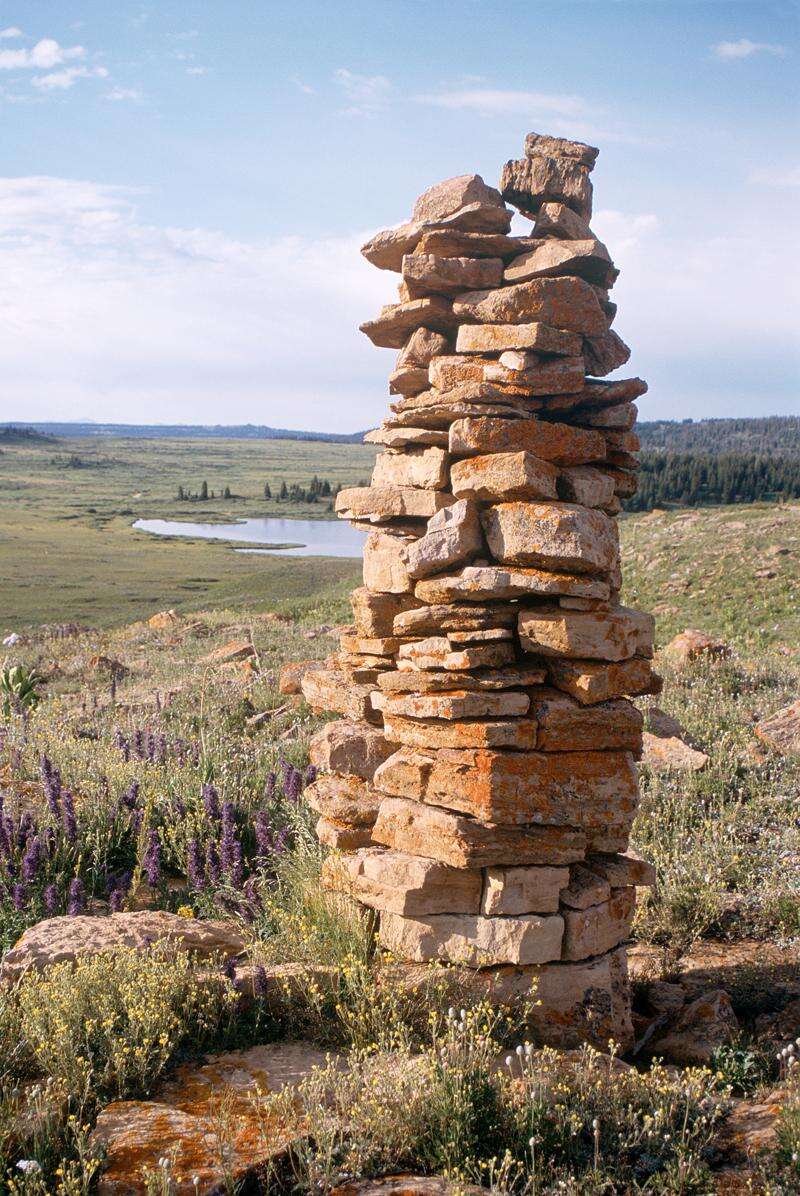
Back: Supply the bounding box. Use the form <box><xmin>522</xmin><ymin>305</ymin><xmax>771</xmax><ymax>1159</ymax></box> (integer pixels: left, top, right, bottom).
<box><xmin>301</xmin><ymin>668</ymin><xmax>379</xmax><ymax>723</ymax></box>
<box><xmin>524</xmin><ymin>132</ymin><xmax>599</xmax><ymax>167</ymax></box>
<box><xmin>365</xmin><ymin>425</ymin><xmax>449</xmax><ymax>449</ymax></box>
<box><xmin>583</xmin><ymin>330</ymin><xmax>631</xmax><ymax>378</ymax></box>
<box><xmin>305</xmin><ymin>775</ymin><xmax>382</xmax><ymax>827</ymax></box>
<box><xmin>482</xmin><ymin>865</ymin><xmax>569</xmax><ymax>915</ymax></box>
<box><xmin>579</xmin><ymin>401</ymin><xmax>637</xmax><ymax>430</ymax></box>
<box><xmin>428</xmin><ymin>355</ymin><xmax>486</xmax><ymax>390</ymax></box>
<box><xmin>397</xmin><ymin>326</ymin><xmax>451</xmax><ymax>367</ymax></box>
<box><xmin>393</xmin><ymin>602</ymin><xmax>517</xmax><ymax>636</ymax></box>
<box><xmin>483</xmin><ymin>356</ymin><xmax>585</xmax><ymax>395</ymax></box>
<box><xmin>414</xmin><ymin>229</ymin><xmax>541</xmax><ymax>261</ymax></box>
<box><xmin>451</xmin><ymin>451</ymin><xmax>558</xmax><ymax>503</ymax></box>
<box><xmin>309</xmin><ymin>720</ymin><xmax>395</xmax><ymax>781</ymax></box>
<box><xmin>501</xmin><ymin>156</ymin><xmax>593</xmax><ymax>220</ymax></box>
<box><xmin>547</xmin><ymin>656</ymin><xmax>662</xmax><ymax>704</ymax></box>
<box><xmin>351</xmin><ymin>586</ymin><xmax>420</xmax><ymax>636</ymax></box>
<box><xmin>336</xmin><ymin>486</ymin><xmax>453</xmax><ymax>523</ymax></box>
<box><xmin>388</xmin><ymin>365</ymin><xmax>430</xmax><ymax>397</ymax></box>
<box><xmin>557</xmin><ymin>465</ymin><xmax>616</xmax><ymax>509</ymax></box>
<box><xmin>519</xmin><ymin>606</ymin><xmax>654</xmax><ymax>661</ymax></box>
<box><xmin>504</xmin><ymin>239</ymin><xmax>615</xmax><ymax>288</ymax></box>
<box><xmin>398</xmin><ymin>635</ymin><xmax>515</xmax><ymax>671</ymax></box>
<box><xmin>372</xmin><ymin>446</ymin><xmax>449</xmax><ymax>491</ymax></box>
<box><xmin>449</xmin><ymin>416</ymin><xmax>605</xmax><ymax>465</ymax></box>
<box><xmin>452</xmin><ymin>277</ymin><xmax>607</xmax><ymax>336</ymax></box>
<box><xmin>586</xmin><ymin>851</ymin><xmax>656</xmax><ymax>888</ymax></box>
<box><xmin>533</xmin><ymin>201</ymin><xmax>593</xmax><ymax>240</ymax></box>
<box><xmin>528</xmin><ymin>688</ymin><xmax>643</xmax><ymax>751</ymax></box>
<box><xmin>456</xmin><ymin>321</ymin><xmax>582</xmax><ymax>356</ymax></box>
<box><xmin>277</xmin><ymin>659</ymin><xmax>324</xmax><ymax>695</ymax></box>
<box><xmin>361</xmin><ymin>222</ymin><xmax>424</xmax><ymax>271</ymax></box>
<box><xmin>383</xmin><ymin>712</ymin><xmax>538</xmax><ymax>751</ymax></box>
<box><xmin>363</xmin><ymin>531</ymin><xmax>414</xmax><ymax>594</ymax></box>
<box><xmin>412</xmin><ymin>174</ymin><xmax>509</xmax><ymax>225</ymax></box>
<box><xmin>360</xmin><ymin>298</ymin><xmax>457</xmax><ymax>349</ymax></box>
<box><xmin>414</xmin><ymin>564</ymin><xmax>610</xmax><ymax>604</ymax></box>
<box><xmin>379</xmin><ymin>909</ymin><xmax>564</xmax><ymax>966</ymax></box>
<box><xmin>558</xmin><ymin>864</ymin><xmax>611</xmax><ymax>911</ymax></box>
<box><xmin>561</xmin><ymin>887</ymin><xmax>635</xmax><ymax>961</ymax></box>
<box><xmin>316</xmin><ymin>816</ymin><xmax>374</xmax><ymax>851</ymax></box>
<box><xmin>383</xmin><ymin>689</ymin><xmax>530</xmax><ymax>721</ymax></box>
<box><xmin>404</xmin><ymin>499</ymin><xmax>484</xmax><ymax>581</ymax></box>
<box><xmin>482</xmin><ymin>502</ymin><xmax>618</xmax><ymax>574</ymax></box>
<box><xmin>402</xmin><ymin>253</ymin><xmax>503</xmax><ymax>298</ymax></box>
<box><xmin>322</xmin><ymin>847</ymin><xmax>482</xmax><ymax>916</ymax></box>
<box><xmin>378</xmin><ymin>664</ymin><xmax>547</xmax><ymax>694</ymax></box>
<box><xmin>371</xmin><ymin>796</ymin><xmax>586</xmax><ymax>868</ymax></box>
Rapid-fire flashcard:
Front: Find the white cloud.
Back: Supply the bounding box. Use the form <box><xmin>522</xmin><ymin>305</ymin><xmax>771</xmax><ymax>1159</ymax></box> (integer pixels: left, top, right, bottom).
<box><xmin>333</xmin><ymin>67</ymin><xmax>392</xmax><ymax>115</ymax></box>
<box><xmin>33</xmin><ymin>64</ymin><xmax>108</xmax><ymax>91</ymax></box>
<box><xmin>0</xmin><ymin>26</ymin><xmax>22</xmax><ymax>39</ymax></box>
<box><xmin>0</xmin><ymin>37</ymin><xmax>84</xmax><ymax>70</ymax></box>
<box><xmin>186</xmin><ymin>66</ymin><xmax>207</xmax><ymax>76</ymax></box>
<box><xmin>747</xmin><ymin>165</ymin><xmax>800</xmax><ymax>188</ymax></box>
<box><xmin>106</xmin><ymin>86</ymin><xmax>142</xmax><ymax>102</ymax></box>
<box><xmin>712</xmin><ymin>38</ymin><xmax>786</xmax><ymax>59</ymax></box>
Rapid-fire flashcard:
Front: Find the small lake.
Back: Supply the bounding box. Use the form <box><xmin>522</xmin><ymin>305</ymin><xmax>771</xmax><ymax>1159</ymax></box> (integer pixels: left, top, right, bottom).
<box><xmin>133</xmin><ymin>517</ymin><xmax>366</xmax><ymax>557</ymax></box>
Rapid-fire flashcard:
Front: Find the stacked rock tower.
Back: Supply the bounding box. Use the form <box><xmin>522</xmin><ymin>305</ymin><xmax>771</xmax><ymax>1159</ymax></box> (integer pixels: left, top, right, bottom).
<box><xmin>301</xmin><ymin>132</ymin><xmax>660</xmax><ymax>1049</ymax></box>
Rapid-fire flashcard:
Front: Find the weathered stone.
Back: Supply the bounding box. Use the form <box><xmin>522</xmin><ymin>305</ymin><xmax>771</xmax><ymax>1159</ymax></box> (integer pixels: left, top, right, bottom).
<box><xmin>383</xmin><ymin>689</ymin><xmax>530</xmax><ymax>721</ymax></box>
<box><xmin>755</xmin><ymin>700</ymin><xmax>800</xmax><ymax>757</ymax></box>
<box><xmin>586</xmin><ymin>851</ymin><xmax>655</xmax><ymax>888</ymax></box>
<box><xmin>447</xmin><ymin>627</ymin><xmax>514</xmax><ymax>644</ymax></box>
<box><xmin>415</xmin><ymin>564</ymin><xmax>610</xmax><ymax>604</ymax></box>
<box><xmin>483</xmin><ymin>356</ymin><xmax>585</xmax><ymax>395</ymax></box>
<box><xmin>278</xmin><ymin>659</ymin><xmax>325</xmax><ymax>695</ymax></box>
<box><xmin>558</xmin><ymin>864</ymin><xmax>611</xmax><ymax>911</ymax></box>
<box><xmin>519</xmin><ymin>606</ymin><xmax>653</xmax><ymax>662</ymax></box>
<box><xmin>371</xmin><ymin>796</ymin><xmax>586</xmax><ymax>867</ymax></box>
<box><xmin>504</xmin><ymin>239</ymin><xmax>615</xmax><ymax>288</ymax></box>
<box><xmin>482</xmin><ymin>865</ymin><xmax>569</xmax><ymax>915</ymax></box>
<box><xmin>374</xmin><ymin>745</ymin><xmax>638</xmax><ymax>835</ymax></box>
<box><xmin>1</xmin><ymin>912</ymin><xmax>245</xmax><ymax>983</ymax></box>
<box><xmin>428</xmin><ymin>355</ymin><xmax>486</xmax><ymax>390</ymax></box>
<box><xmin>361</xmin><ymin>222</ymin><xmax>427</xmax><ymax>272</ymax></box>
<box><xmin>412</xmin><ymin>174</ymin><xmax>509</xmax><ymax>226</ymax></box>
<box><xmin>301</xmin><ymin>667</ymin><xmax>379</xmax><ymax>723</ymax></box>
<box><xmin>483</xmin><ymin>502</ymin><xmax>618</xmax><ymax>574</ymax></box>
<box><xmin>322</xmin><ymin>847</ymin><xmax>482</xmax><ymax>916</ymax></box>
<box><xmin>415</xmin><ymin>229</ymin><xmax>540</xmax><ymax>260</ymax></box>
<box><xmin>451</xmin><ymin>451</ymin><xmax>558</xmax><ymax>503</ymax></box>
<box><xmin>528</xmin><ymin>688</ymin><xmax>643</xmax><ymax>751</ymax></box>
<box><xmin>92</xmin><ymin>1042</ymin><xmax>327</xmax><ymax>1196</ymax></box>
<box><xmin>664</xmin><ymin>628</ymin><xmax>731</xmax><ymax>665</ymax></box>
<box><xmin>642</xmin><ymin>732</ymin><xmax>709</xmax><ymax>772</ymax></box>
<box><xmin>316</xmin><ymin>816</ymin><xmax>374</xmax><ymax>851</ymax></box>
<box><xmin>388</xmin><ymin>365</ymin><xmax>430</xmax><ymax>397</ymax></box>
<box><xmin>336</xmin><ymin>486</ymin><xmax>452</xmax><ymax>523</ymax></box>
<box><xmin>380</xmin><ymin>909</ymin><xmax>564</xmax><ymax>966</ymax></box>
<box><xmin>393</xmin><ymin>602</ymin><xmax>517</xmax><ymax>636</ymax></box>
<box><xmin>557</xmin><ymin>465</ymin><xmax>616</xmax><ymax>508</ymax></box>
<box><xmin>524</xmin><ymin>132</ymin><xmax>599</xmax><ymax>167</ymax></box>
<box><xmin>562</xmin><ymin>887</ymin><xmax>635</xmax><ymax>960</ymax></box>
<box><xmin>583</xmin><ymin>330</ymin><xmax>631</xmax><ymax>377</ymax></box>
<box><xmin>533</xmin><ymin>201</ymin><xmax>593</xmax><ymax>240</ymax></box>
<box><xmin>547</xmin><ymin>656</ymin><xmax>661</xmax><ymax>704</ymax></box>
<box><xmin>449</xmin><ymin>416</ymin><xmax>605</xmax><ymax>465</ymax></box>
<box><xmin>404</xmin><ymin>499</ymin><xmax>485</xmax><ymax>581</ymax></box>
<box><xmin>366</xmin><ymin>425</ymin><xmax>449</xmax><ymax>448</ymax></box>
<box><xmin>309</xmin><ymin>720</ymin><xmax>394</xmax><ymax>781</ymax></box>
<box><xmin>572</xmin><ymin>377</ymin><xmax>648</xmax><ymax>410</ymax></box>
<box><xmin>383</xmin><ymin>712</ymin><xmax>538</xmax><ymax>751</ymax></box>
<box><xmin>456</xmin><ymin>321</ymin><xmax>582</xmax><ymax>356</ymax></box>
<box><xmin>363</xmin><ymin>531</ymin><xmax>415</xmax><ymax>594</ymax></box>
<box><xmin>579</xmin><ymin>401</ymin><xmax>637</xmax><ymax>430</ymax></box>
<box><xmin>201</xmin><ymin>639</ymin><xmax>254</xmax><ymax>664</ymax></box>
<box><xmin>360</xmin><ymin>297</ymin><xmax>457</xmax><ymax>349</ymax></box>
<box><xmin>501</xmin><ymin>156</ymin><xmax>593</xmax><ymax>220</ymax></box>
<box><xmin>378</xmin><ymin>664</ymin><xmax>547</xmax><ymax>694</ymax></box>
<box><xmin>305</xmin><ymin>774</ymin><xmax>382</xmax><ymax>827</ymax></box>
<box><xmin>397</xmin><ymin>326</ymin><xmax>451</xmax><ymax>368</ymax></box>
<box><xmin>647</xmin><ymin>989</ymin><xmax>739</xmax><ymax>1065</ymax></box>
<box><xmin>453</xmin><ymin>276</ymin><xmax>607</xmax><ymax>336</ymax></box>
<box><xmin>351</xmin><ymin>587</ymin><xmax>420</xmax><ymax>636</ymax></box>
<box><xmin>402</xmin><ymin>253</ymin><xmax>503</xmax><ymax>298</ymax></box>
<box><xmin>372</xmin><ymin>446</ymin><xmax>450</xmax><ymax>491</ymax></box>
<box><xmin>398</xmin><ymin>635</ymin><xmax>515</xmax><ymax>671</ymax></box>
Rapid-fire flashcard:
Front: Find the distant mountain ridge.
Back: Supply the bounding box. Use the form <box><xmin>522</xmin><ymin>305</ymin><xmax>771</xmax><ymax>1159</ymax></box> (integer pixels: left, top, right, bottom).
<box><xmin>0</xmin><ymin>422</ymin><xmax>367</xmax><ymax>443</ymax></box>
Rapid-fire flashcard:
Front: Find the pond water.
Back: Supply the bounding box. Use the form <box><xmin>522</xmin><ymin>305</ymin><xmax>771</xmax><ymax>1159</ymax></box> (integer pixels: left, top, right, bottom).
<box><xmin>133</xmin><ymin>517</ymin><xmax>366</xmax><ymax>557</ymax></box>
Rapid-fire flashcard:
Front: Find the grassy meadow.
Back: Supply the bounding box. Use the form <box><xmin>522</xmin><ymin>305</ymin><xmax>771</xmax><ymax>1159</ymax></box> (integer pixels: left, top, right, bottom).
<box><xmin>0</xmin><ymin>431</ymin><xmax>798</xmax><ymax>1191</ymax></box>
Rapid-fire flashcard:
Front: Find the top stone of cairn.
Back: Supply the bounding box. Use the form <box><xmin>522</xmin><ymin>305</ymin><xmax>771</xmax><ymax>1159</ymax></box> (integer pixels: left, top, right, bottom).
<box><xmin>501</xmin><ymin>131</ymin><xmax>599</xmax><ymax>221</ymax></box>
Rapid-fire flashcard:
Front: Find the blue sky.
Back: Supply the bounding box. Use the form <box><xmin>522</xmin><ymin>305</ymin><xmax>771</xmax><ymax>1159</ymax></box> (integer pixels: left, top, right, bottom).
<box><xmin>1</xmin><ymin>0</ymin><xmax>798</xmax><ymax>430</ymax></box>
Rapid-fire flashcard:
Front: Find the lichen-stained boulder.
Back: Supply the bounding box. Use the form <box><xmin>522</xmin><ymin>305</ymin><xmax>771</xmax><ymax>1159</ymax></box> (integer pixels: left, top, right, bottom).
<box><xmin>583</xmin><ymin>330</ymin><xmax>631</xmax><ymax>378</ymax></box>
<box><xmin>371</xmin><ymin>446</ymin><xmax>450</xmax><ymax>491</ymax></box>
<box><xmin>528</xmin><ymin>688</ymin><xmax>643</xmax><ymax>752</ymax></box>
<box><xmin>383</xmin><ymin>712</ymin><xmax>539</xmax><ymax>751</ymax></box>
<box><xmin>483</xmin><ymin>355</ymin><xmax>585</xmax><ymax>395</ymax></box>
<box><xmin>371</xmin><ymin>796</ymin><xmax>586</xmax><ymax>868</ymax></box>
<box><xmin>451</xmin><ymin>451</ymin><xmax>559</xmax><ymax>503</ymax></box>
<box><xmin>414</xmin><ymin>563</ymin><xmax>610</xmax><ymax>605</ymax></box>
<box><xmin>561</xmin><ymin>887</ymin><xmax>635</xmax><ymax>961</ymax></box>
<box><xmin>428</xmin><ymin>355</ymin><xmax>486</xmax><ymax>390</ymax></box>
<box><xmin>363</xmin><ymin>530</ymin><xmax>415</xmax><ymax>594</ymax></box>
<box><xmin>322</xmin><ymin>847</ymin><xmax>483</xmax><ymax>916</ymax></box>
<box><xmin>335</xmin><ymin>486</ymin><xmax>453</xmax><ymax>523</ymax></box>
<box><xmin>547</xmin><ymin>656</ymin><xmax>662</xmax><ymax>705</ymax></box>
<box><xmin>412</xmin><ymin>174</ymin><xmax>509</xmax><ymax>225</ymax></box>
<box><xmin>557</xmin><ymin>465</ymin><xmax>616</xmax><ymax>509</ymax></box>
<box><xmin>533</xmin><ymin>200</ymin><xmax>594</xmax><ymax>240</ymax></box>
<box><xmin>453</xmin><ymin>276</ymin><xmax>608</xmax><ymax>336</ymax></box>
<box><xmin>300</xmin><ymin>667</ymin><xmax>380</xmax><ymax>723</ymax></box>
<box><xmin>501</xmin><ymin>156</ymin><xmax>593</xmax><ymax>220</ymax></box>
<box><xmin>305</xmin><ymin>774</ymin><xmax>382</xmax><ymax>827</ymax></box>
<box><xmin>456</xmin><ymin>321</ymin><xmax>582</xmax><ymax>356</ymax></box>
<box><xmin>360</xmin><ymin>297</ymin><xmax>458</xmax><ymax>348</ymax></box>
<box><xmin>309</xmin><ymin>720</ymin><xmax>395</xmax><ymax>781</ymax></box>
<box><xmin>519</xmin><ymin>606</ymin><xmax>655</xmax><ymax>661</ymax></box>
<box><xmin>504</xmin><ymin>239</ymin><xmax>616</xmax><ymax>288</ymax></box>
<box><xmin>351</xmin><ymin>586</ymin><xmax>421</xmax><ymax>636</ymax></box>
<box><xmin>402</xmin><ymin>253</ymin><xmax>503</xmax><ymax>298</ymax></box>
<box><xmin>449</xmin><ymin>416</ymin><xmax>605</xmax><ymax>466</ymax></box>
<box><xmin>524</xmin><ymin>132</ymin><xmax>599</xmax><ymax>167</ymax></box>
<box><xmin>404</xmin><ymin>499</ymin><xmax>485</xmax><ymax>580</ymax></box>
<box><xmin>383</xmin><ymin>689</ymin><xmax>530</xmax><ymax>721</ymax></box>
<box><xmin>482</xmin><ymin>502</ymin><xmax>618</xmax><ymax>574</ymax></box>
<box><xmin>379</xmin><ymin>909</ymin><xmax>564</xmax><ymax>966</ymax></box>
<box><xmin>482</xmin><ymin>865</ymin><xmax>570</xmax><ymax>915</ymax></box>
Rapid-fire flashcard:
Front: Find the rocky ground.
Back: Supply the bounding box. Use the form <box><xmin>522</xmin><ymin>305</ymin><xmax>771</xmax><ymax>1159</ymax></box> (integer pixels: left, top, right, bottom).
<box><xmin>0</xmin><ymin>503</ymin><xmax>798</xmax><ymax>1194</ymax></box>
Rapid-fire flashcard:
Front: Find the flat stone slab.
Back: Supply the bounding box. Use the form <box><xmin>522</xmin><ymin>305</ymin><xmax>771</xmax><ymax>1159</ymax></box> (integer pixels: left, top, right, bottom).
<box><xmin>379</xmin><ymin>909</ymin><xmax>564</xmax><ymax>966</ymax></box>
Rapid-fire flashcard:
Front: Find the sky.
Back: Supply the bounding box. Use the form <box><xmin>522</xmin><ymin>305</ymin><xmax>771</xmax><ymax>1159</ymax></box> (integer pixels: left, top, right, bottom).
<box><xmin>1</xmin><ymin>0</ymin><xmax>798</xmax><ymax>432</ymax></box>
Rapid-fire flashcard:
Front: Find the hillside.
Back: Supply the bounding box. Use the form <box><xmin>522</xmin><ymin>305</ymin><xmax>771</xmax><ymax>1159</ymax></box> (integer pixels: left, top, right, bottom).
<box><xmin>638</xmin><ymin>415</ymin><xmax>800</xmax><ymax>455</ymax></box>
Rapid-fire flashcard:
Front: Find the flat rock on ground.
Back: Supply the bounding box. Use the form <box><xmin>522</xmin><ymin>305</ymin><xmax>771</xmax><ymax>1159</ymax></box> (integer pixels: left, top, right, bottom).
<box><xmin>755</xmin><ymin>699</ymin><xmax>800</xmax><ymax>756</ymax></box>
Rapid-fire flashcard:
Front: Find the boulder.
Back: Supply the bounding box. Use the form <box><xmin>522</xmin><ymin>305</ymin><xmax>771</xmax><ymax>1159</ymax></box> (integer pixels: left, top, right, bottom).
<box><xmin>322</xmin><ymin>848</ymin><xmax>483</xmax><ymax>917</ymax></box>
<box><xmin>519</xmin><ymin>606</ymin><xmax>654</xmax><ymax>661</ymax></box>
<box><xmin>533</xmin><ymin>201</ymin><xmax>593</xmax><ymax>240</ymax></box>
<box><xmin>366</xmin><ymin>425</ymin><xmax>449</xmax><ymax>448</ymax></box>
<box><xmin>579</xmin><ymin>401</ymin><xmax>637</xmax><ymax>430</ymax></box>
<box><xmin>335</xmin><ymin>486</ymin><xmax>453</xmax><ymax>523</ymax></box>
<box><xmin>483</xmin><ymin>502</ymin><xmax>618</xmax><ymax>574</ymax></box>
<box><xmin>383</xmin><ymin>712</ymin><xmax>538</xmax><ymax>751</ymax></box>
<box><xmin>382</xmin><ymin>689</ymin><xmax>529</xmax><ymax>721</ymax></box>
<box><xmin>397</xmin><ymin>635</ymin><xmax>515</xmax><ymax>672</ymax></box>
<box><xmin>585</xmin><ymin>850</ymin><xmax>656</xmax><ymax>889</ymax></box>
<box><xmin>641</xmin><ymin>732</ymin><xmax>709</xmax><ymax>772</ymax></box>
<box><xmin>449</xmin><ymin>416</ymin><xmax>605</xmax><ymax>466</ymax></box>
<box><xmin>561</xmin><ymin>888</ymin><xmax>635</xmax><ymax>960</ymax></box>
<box><xmin>360</xmin><ymin>298</ymin><xmax>457</xmax><ymax>349</ymax></box>
<box><xmin>404</xmin><ymin>499</ymin><xmax>485</xmax><ymax>580</ymax></box>
<box><xmin>504</xmin><ymin>239</ymin><xmax>615</xmax><ymax>288</ymax></box>
<box><xmin>397</xmin><ymin>326</ymin><xmax>451</xmax><ymax>368</ymax></box>
<box><xmin>309</xmin><ymin>721</ymin><xmax>395</xmax><ymax>781</ymax></box>
<box><xmin>451</xmin><ymin>451</ymin><xmax>559</xmax><ymax>503</ymax></box>
<box><xmin>379</xmin><ymin>909</ymin><xmax>564</xmax><ymax>966</ymax></box>
<box><xmin>147</xmin><ymin>609</ymin><xmax>179</xmax><ymax>629</ymax></box>
<box><xmin>378</xmin><ymin>664</ymin><xmax>547</xmax><ymax>695</ymax></box>
<box><xmin>557</xmin><ymin>465</ymin><xmax>616</xmax><ymax>509</ymax></box>
<box><xmin>371</xmin><ymin>796</ymin><xmax>586</xmax><ymax>868</ymax></box>
<box><xmin>278</xmin><ymin>659</ymin><xmax>324</xmax><ymax>695</ymax></box>
<box><xmin>524</xmin><ymin>132</ymin><xmax>599</xmax><ymax>167</ymax></box>
<box><xmin>456</xmin><ymin>321</ymin><xmax>582</xmax><ymax>356</ymax></box>
<box><xmin>402</xmin><ymin>253</ymin><xmax>503</xmax><ymax>298</ymax></box>
<box><xmin>414</xmin><ymin>229</ymin><xmax>539</xmax><ymax>259</ymax></box>
<box><xmin>200</xmin><ymin>639</ymin><xmax>254</xmax><ymax>664</ymax></box>
<box><xmin>428</xmin><ymin>355</ymin><xmax>486</xmax><ymax>390</ymax></box>
<box><xmin>305</xmin><ymin>775</ymin><xmax>382</xmax><ymax>827</ymax></box>
<box><xmin>415</xmin><ymin>563</ymin><xmax>610</xmax><ymax>604</ymax></box>
<box><xmin>412</xmin><ymin>174</ymin><xmax>509</xmax><ymax>226</ymax></box>
<box><xmin>528</xmin><ymin>689</ymin><xmax>643</xmax><ymax>751</ymax></box>
<box><xmin>363</xmin><ymin>531</ymin><xmax>415</xmax><ymax>594</ymax></box>
<box><xmin>316</xmin><ymin>816</ymin><xmax>374</xmax><ymax>851</ymax></box>
<box><xmin>392</xmin><ymin>602</ymin><xmax>517</xmax><ymax>636</ymax></box>
<box><xmin>583</xmin><ymin>330</ymin><xmax>631</xmax><ymax>377</ymax></box>
<box><xmin>647</xmin><ymin>989</ymin><xmax>739</xmax><ymax>1064</ymax></box>
<box><xmin>482</xmin><ymin>865</ymin><xmax>569</xmax><ymax>915</ymax></box>
<box><xmin>483</xmin><ymin>356</ymin><xmax>585</xmax><ymax>395</ymax></box>
<box><xmin>664</xmin><ymin>629</ymin><xmax>731</xmax><ymax>665</ymax></box>
<box><xmin>452</xmin><ymin>276</ymin><xmax>607</xmax><ymax>336</ymax></box>
<box><xmin>301</xmin><ymin>668</ymin><xmax>379</xmax><ymax>724</ymax></box>
<box><xmin>558</xmin><ymin>864</ymin><xmax>610</xmax><ymax>911</ymax></box>
<box><xmin>547</xmin><ymin>656</ymin><xmax>662</xmax><ymax>704</ymax></box>
<box><xmin>501</xmin><ymin>156</ymin><xmax>593</xmax><ymax>220</ymax></box>
<box><xmin>755</xmin><ymin>700</ymin><xmax>800</xmax><ymax>756</ymax></box>
<box><xmin>388</xmin><ymin>366</ymin><xmax>430</xmax><ymax>397</ymax></box>
<box><xmin>351</xmin><ymin>587</ymin><xmax>420</xmax><ymax>636</ymax></box>
<box><xmin>371</xmin><ymin>446</ymin><xmax>450</xmax><ymax>491</ymax></box>
<box><xmin>1</xmin><ymin>912</ymin><xmax>245</xmax><ymax>984</ymax></box>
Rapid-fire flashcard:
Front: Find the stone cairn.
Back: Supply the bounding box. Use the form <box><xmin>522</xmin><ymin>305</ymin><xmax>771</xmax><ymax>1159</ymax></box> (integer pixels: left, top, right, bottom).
<box><xmin>300</xmin><ymin>132</ymin><xmax>661</xmax><ymax>1050</ymax></box>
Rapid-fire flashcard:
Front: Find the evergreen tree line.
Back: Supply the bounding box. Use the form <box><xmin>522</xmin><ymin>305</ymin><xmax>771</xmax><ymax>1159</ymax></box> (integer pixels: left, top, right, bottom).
<box><xmin>176</xmin><ymin>482</ymin><xmax>233</xmax><ymax>501</ymax></box>
<box><xmin>264</xmin><ymin>474</ymin><xmax>337</xmax><ymax>504</ymax></box>
<box><xmin>624</xmin><ymin>451</ymin><xmax>800</xmax><ymax>512</ymax></box>
<box><xmin>638</xmin><ymin>416</ymin><xmax>800</xmax><ymax>456</ymax></box>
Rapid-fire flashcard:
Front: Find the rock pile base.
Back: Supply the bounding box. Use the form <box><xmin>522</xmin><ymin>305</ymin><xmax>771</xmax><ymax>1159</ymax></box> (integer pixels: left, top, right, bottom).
<box><xmin>302</xmin><ymin>131</ymin><xmax>660</xmax><ymax>1050</ymax></box>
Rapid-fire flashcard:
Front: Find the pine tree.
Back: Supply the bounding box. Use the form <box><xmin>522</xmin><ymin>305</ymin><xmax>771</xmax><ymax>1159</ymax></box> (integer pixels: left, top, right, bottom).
<box><xmin>263</xmin><ymin>482</ymin><xmax>272</xmax><ymax>499</ymax></box>
<box><xmin>200</xmin><ymin>481</ymin><xmax>208</xmax><ymax>501</ymax></box>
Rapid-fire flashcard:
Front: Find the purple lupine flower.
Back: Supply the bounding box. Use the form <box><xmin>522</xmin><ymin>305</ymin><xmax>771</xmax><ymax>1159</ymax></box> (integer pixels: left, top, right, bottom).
<box><xmin>130</xmin><ymin>808</ymin><xmax>143</xmax><ymax>834</ymax></box>
<box><xmin>205</xmin><ymin>841</ymin><xmax>221</xmax><ymax>885</ymax></box>
<box><xmin>202</xmin><ymin>783</ymin><xmax>221</xmax><ymax>821</ymax></box>
<box><xmin>21</xmin><ymin>835</ymin><xmax>41</xmax><ymax>885</ymax></box>
<box><xmin>173</xmin><ymin>797</ymin><xmax>186</xmax><ymax>819</ymax></box>
<box><xmin>143</xmin><ymin>829</ymin><xmax>161</xmax><ymax>887</ymax></box>
<box><xmin>43</xmin><ymin>883</ymin><xmax>58</xmax><ymax>915</ymax></box>
<box><xmin>0</xmin><ymin>813</ymin><xmax>11</xmax><ymax>859</ymax></box>
<box><xmin>146</xmin><ymin>732</ymin><xmax>157</xmax><ymax>763</ymax></box>
<box><xmin>279</xmin><ymin>757</ymin><xmax>292</xmax><ymax>785</ymax></box>
<box><xmin>113</xmin><ymin>726</ymin><xmax>126</xmax><ymax>751</ymax></box>
<box><xmin>156</xmin><ymin>734</ymin><xmax>167</xmax><ymax>763</ymax></box>
<box><xmin>272</xmin><ymin>827</ymin><xmax>288</xmax><ymax>856</ymax></box>
<box><xmin>61</xmin><ymin>790</ymin><xmax>77</xmax><ymax>844</ymax></box>
<box><xmin>12</xmin><ymin>882</ymin><xmax>27</xmax><ymax>911</ymax></box>
<box><xmin>67</xmin><ymin>877</ymin><xmax>86</xmax><ymax>915</ymax></box>
<box><xmin>17</xmin><ymin>811</ymin><xmax>35</xmax><ymax>850</ymax></box>
<box><xmin>121</xmin><ymin>780</ymin><xmax>140</xmax><ymax>810</ymax></box>
<box><xmin>40</xmin><ymin>754</ymin><xmax>62</xmax><ymax>817</ymax></box>
<box><xmin>305</xmin><ymin>764</ymin><xmax>317</xmax><ymax>785</ymax></box>
<box><xmin>109</xmin><ymin>888</ymin><xmax>124</xmax><ymax>912</ymax></box>
<box><xmin>263</xmin><ymin>772</ymin><xmax>276</xmax><ymax>801</ymax></box>
<box><xmin>254</xmin><ymin>809</ymin><xmax>273</xmax><ymax>856</ymax></box>
<box><xmin>253</xmin><ymin>965</ymin><xmax>269</xmax><ymax>998</ymax></box>
<box><xmin>187</xmin><ymin>839</ymin><xmax>205</xmax><ymax>889</ymax></box>
<box><xmin>285</xmin><ymin>767</ymin><xmax>303</xmax><ymax>801</ymax></box>
<box><xmin>132</xmin><ymin>729</ymin><xmax>145</xmax><ymax>759</ymax></box>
